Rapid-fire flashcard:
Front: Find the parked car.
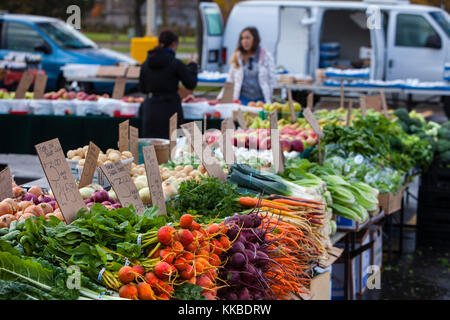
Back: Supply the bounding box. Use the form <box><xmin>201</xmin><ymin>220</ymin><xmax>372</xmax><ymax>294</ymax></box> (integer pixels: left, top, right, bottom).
<box><xmin>0</xmin><ymin>13</ymin><xmax>138</xmax><ymax>93</ymax></box>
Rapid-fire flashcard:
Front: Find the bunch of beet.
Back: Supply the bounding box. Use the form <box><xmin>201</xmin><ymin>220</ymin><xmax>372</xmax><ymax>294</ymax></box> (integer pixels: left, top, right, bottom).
<box><xmin>217</xmin><ymin>212</ymin><xmax>286</xmax><ymax>300</ymax></box>
<box><xmin>84</xmin><ymin>190</ymin><xmax>122</xmax><ymax>210</ymax></box>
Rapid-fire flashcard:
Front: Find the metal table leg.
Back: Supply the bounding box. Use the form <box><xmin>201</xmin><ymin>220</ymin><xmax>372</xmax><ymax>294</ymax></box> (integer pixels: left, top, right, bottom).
<box><xmin>388</xmin><ymin>215</ymin><xmax>393</xmax><ymax>264</ymax></box>
<box><xmin>344</xmin><ymin>233</ymin><xmax>349</xmax><ymax>300</ymax></box>
<box><xmin>399</xmin><ymin>195</ymin><xmax>404</xmax><ymax>255</ymax></box>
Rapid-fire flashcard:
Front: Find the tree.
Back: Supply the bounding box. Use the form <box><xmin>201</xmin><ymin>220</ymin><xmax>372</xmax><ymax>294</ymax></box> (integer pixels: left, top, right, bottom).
<box><xmin>133</xmin><ymin>0</ymin><xmax>146</xmax><ymax>37</ymax></box>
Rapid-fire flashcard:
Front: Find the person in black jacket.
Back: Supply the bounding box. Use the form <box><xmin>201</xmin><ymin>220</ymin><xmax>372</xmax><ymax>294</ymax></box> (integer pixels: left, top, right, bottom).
<box><xmin>139</xmin><ymin>30</ymin><xmax>198</xmax><ymax>139</ymax></box>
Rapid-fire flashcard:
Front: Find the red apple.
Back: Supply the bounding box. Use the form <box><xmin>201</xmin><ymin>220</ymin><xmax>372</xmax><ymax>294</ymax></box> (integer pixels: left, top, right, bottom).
<box><xmin>306</xmin><ymin>137</ymin><xmax>316</xmax><ymax>147</ymax></box>
<box><xmin>212</xmin><ymin>111</ymin><xmax>221</xmax><ymax>119</ymax></box>
<box><xmin>291</xmin><ymin>139</ymin><xmax>305</xmax><ymax>153</ymax></box>
<box><xmin>280</xmin><ymin>138</ymin><xmax>292</xmax><ymax>152</ymax></box>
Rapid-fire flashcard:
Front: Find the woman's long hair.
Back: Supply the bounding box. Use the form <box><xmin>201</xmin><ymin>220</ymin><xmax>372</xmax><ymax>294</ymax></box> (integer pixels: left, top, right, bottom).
<box><xmin>231</xmin><ymin>26</ymin><xmax>261</xmax><ymax>68</ymax></box>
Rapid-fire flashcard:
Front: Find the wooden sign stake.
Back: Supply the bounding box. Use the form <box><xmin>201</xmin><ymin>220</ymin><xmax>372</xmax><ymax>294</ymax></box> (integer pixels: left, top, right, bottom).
<box><xmin>220</xmin><ymin>82</ymin><xmax>234</xmax><ymax>104</ymax></box>
<box><xmin>78</xmin><ymin>142</ymin><xmax>101</xmax><ymax>188</ymax></box>
<box><xmin>340</xmin><ymin>82</ymin><xmax>345</xmax><ymax>109</ymax></box>
<box><xmin>169</xmin><ymin>113</ymin><xmax>178</xmax><ymax>159</ymax></box>
<box><xmin>129</xmin><ymin>126</ymin><xmax>139</xmax><ymax>164</ymax></box>
<box><xmin>142</xmin><ymin>145</ymin><xmax>167</xmax><ymax>215</ymax></box>
<box><xmin>118</xmin><ymin>120</ymin><xmax>130</xmax><ymax>152</ymax></box>
<box><xmin>35</xmin><ymin>138</ymin><xmax>86</xmax><ymax>224</ymax></box>
<box><xmin>33</xmin><ymin>72</ymin><xmax>48</xmax><ymax>100</ymax></box>
<box><xmin>287</xmin><ymin>88</ymin><xmax>297</xmax><ymax>124</ymax></box>
<box><xmin>270</xmin><ymin>111</ymin><xmax>284</xmax><ymax>174</ymax></box>
<box><xmin>15</xmin><ymin>71</ymin><xmax>34</xmax><ymax>99</ymax></box>
<box><xmin>0</xmin><ymin>166</ymin><xmax>13</xmax><ymax>201</ymax></box>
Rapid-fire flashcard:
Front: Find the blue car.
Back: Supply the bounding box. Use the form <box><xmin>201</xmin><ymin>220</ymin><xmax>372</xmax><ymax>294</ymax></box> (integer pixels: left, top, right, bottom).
<box><xmin>0</xmin><ymin>13</ymin><xmax>138</xmax><ymax>93</ymax></box>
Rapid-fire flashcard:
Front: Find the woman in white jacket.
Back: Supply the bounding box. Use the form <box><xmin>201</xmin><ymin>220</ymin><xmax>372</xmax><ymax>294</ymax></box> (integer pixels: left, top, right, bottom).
<box><xmin>219</xmin><ymin>27</ymin><xmax>277</xmax><ymax>105</ymax></box>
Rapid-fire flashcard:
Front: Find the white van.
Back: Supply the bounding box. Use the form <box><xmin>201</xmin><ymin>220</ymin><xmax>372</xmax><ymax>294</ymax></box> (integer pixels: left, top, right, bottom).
<box><xmin>199</xmin><ymin>0</ymin><xmax>449</xmax><ymax>84</ymax></box>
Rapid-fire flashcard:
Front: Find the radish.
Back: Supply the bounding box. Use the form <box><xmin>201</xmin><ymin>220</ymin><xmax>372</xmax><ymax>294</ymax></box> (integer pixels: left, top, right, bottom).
<box><xmin>179</xmin><ymin>214</ymin><xmax>193</xmax><ymax>229</ymax></box>
<box><xmin>137</xmin><ymin>282</ymin><xmax>155</xmax><ymax>300</ymax></box>
<box><xmin>154</xmin><ymin>261</ymin><xmax>172</xmax><ymax>279</ymax></box>
<box><xmin>178</xmin><ymin>229</ymin><xmax>194</xmax><ymax>247</ymax></box>
<box><xmin>144</xmin><ymin>272</ymin><xmax>158</xmax><ymax>286</ymax></box>
<box><xmin>119</xmin><ymin>284</ymin><xmax>138</xmax><ymax>299</ymax></box>
<box><xmin>157</xmin><ymin>225</ymin><xmax>176</xmax><ymax>245</ymax></box>
<box><xmin>118</xmin><ymin>266</ymin><xmax>134</xmax><ymax>284</ymax></box>
<box><xmin>181</xmin><ymin>264</ymin><xmax>194</xmax><ymax>279</ymax></box>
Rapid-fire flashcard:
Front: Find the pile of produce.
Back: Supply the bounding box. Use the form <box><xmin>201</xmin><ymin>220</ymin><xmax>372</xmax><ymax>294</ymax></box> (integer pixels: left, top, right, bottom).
<box><xmin>434</xmin><ymin>120</ymin><xmax>450</xmax><ymax>166</ymax></box>
<box><xmin>67</xmin><ymin>146</ymin><xmax>133</xmax><ymax>166</ymax></box>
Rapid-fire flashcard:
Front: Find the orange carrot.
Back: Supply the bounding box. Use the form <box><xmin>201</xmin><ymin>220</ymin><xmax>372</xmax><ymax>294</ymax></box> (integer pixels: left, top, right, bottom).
<box><xmin>238</xmin><ymin>197</ymin><xmax>293</xmax><ymax>212</ymax></box>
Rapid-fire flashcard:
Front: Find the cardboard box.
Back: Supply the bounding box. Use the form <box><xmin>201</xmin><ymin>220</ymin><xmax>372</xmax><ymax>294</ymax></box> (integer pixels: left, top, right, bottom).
<box><xmin>378</xmin><ymin>184</ymin><xmax>407</xmax><ymax>215</ymax></box>
<box><xmin>311</xmin><ymin>267</ymin><xmax>331</xmax><ymax>300</ymax></box>
<box><xmin>355</xmin><ymin>229</ymin><xmax>372</xmax><ymax>299</ymax></box>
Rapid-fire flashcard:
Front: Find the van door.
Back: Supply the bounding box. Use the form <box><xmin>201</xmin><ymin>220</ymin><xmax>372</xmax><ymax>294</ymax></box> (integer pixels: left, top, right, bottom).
<box><xmin>199</xmin><ymin>2</ymin><xmax>224</xmax><ymax>72</ymax></box>
<box><xmin>276</xmin><ymin>6</ymin><xmax>311</xmax><ymax>75</ymax></box>
<box><xmin>386</xmin><ymin>10</ymin><xmax>447</xmax><ymax>81</ymax></box>
<box><xmin>367</xmin><ymin>7</ymin><xmax>386</xmax><ymax>80</ymax></box>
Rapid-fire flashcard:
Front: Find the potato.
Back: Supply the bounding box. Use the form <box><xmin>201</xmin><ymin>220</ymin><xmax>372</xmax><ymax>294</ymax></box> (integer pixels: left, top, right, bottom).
<box><xmin>67</xmin><ymin>150</ymin><xmax>76</xmax><ymax>159</ymax></box>
<box><xmin>175</xmin><ymin>166</ymin><xmax>183</xmax><ymax>171</ymax></box>
<box><xmin>97</xmin><ymin>160</ymin><xmax>104</xmax><ymax>167</ymax></box>
<box><xmin>190</xmin><ymin>170</ymin><xmax>201</xmax><ymax>177</ymax></box>
<box><xmin>72</xmin><ymin>155</ymin><xmax>81</xmax><ymax>161</ymax></box>
<box><xmin>161</xmin><ymin>172</ymin><xmax>171</xmax><ymax>181</ymax></box>
<box><xmin>78</xmin><ymin>159</ymin><xmax>86</xmax><ymax>166</ymax></box>
<box><xmin>76</xmin><ymin>148</ymin><xmax>84</xmax><ymax>158</ymax></box>
<box><xmin>183</xmin><ymin>165</ymin><xmax>194</xmax><ymax>174</ymax></box>
<box><xmin>98</xmin><ymin>153</ymin><xmax>107</xmax><ymax>162</ymax></box>
<box><xmin>104</xmin><ymin>160</ymin><xmax>112</xmax><ymax>165</ymax></box>
<box><xmin>121</xmin><ymin>151</ymin><xmax>133</xmax><ymax>159</ymax></box>
<box><xmin>106</xmin><ymin>148</ymin><xmax>115</xmax><ymax>155</ymax></box>
<box><xmin>83</xmin><ymin>145</ymin><xmax>89</xmax><ymax>153</ymax></box>
<box><xmin>0</xmin><ymin>214</ymin><xmax>16</xmax><ymax>228</ymax></box>
<box><xmin>108</xmin><ymin>152</ymin><xmax>121</xmax><ymax>162</ymax></box>
<box><xmin>120</xmin><ymin>155</ymin><xmax>128</xmax><ymax>161</ymax></box>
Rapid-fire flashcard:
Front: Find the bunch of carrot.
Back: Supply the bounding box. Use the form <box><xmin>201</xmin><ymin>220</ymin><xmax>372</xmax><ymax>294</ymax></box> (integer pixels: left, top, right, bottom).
<box><xmin>259</xmin><ymin>212</ymin><xmax>322</xmax><ymax>299</ymax></box>
<box><xmin>238</xmin><ymin>196</ymin><xmax>329</xmax><ymax>256</ymax></box>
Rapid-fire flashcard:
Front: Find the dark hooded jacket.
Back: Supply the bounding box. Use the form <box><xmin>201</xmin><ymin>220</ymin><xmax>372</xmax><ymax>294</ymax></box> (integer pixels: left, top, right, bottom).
<box><xmin>139</xmin><ymin>48</ymin><xmax>198</xmax><ymax>139</ymax></box>
<box><xmin>139</xmin><ymin>48</ymin><xmax>198</xmax><ymax>94</ymax></box>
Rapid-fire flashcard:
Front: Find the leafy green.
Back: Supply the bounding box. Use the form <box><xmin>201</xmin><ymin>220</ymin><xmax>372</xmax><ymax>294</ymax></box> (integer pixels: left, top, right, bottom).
<box><xmin>168</xmin><ymin>176</ymin><xmax>243</xmax><ymax>223</ymax></box>
<box><xmin>173</xmin><ymin>283</ymin><xmax>206</xmax><ymax>300</ymax></box>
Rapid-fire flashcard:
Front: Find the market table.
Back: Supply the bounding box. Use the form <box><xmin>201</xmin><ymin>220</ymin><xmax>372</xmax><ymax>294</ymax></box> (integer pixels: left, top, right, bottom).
<box><xmin>0</xmin><ymin>114</ymin><xmax>223</xmax><ymax>155</ymax></box>
<box><xmin>0</xmin><ymin>114</ymin><xmax>141</xmax><ymax>155</ymax></box>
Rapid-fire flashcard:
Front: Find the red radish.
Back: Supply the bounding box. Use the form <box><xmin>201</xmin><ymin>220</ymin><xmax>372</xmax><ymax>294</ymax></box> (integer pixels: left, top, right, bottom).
<box><xmin>118</xmin><ymin>266</ymin><xmax>134</xmax><ymax>284</ymax></box>
<box><xmin>137</xmin><ymin>282</ymin><xmax>155</xmax><ymax>300</ymax></box>
<box><xmin>196</xmin><ymin>275</ymin><xmax>213</xmax><ymax>288</ymax></box>
<box><xmin>198</xmin><ymin>241</ymin><xmax>210</xmax><ymax>252</ymax></box>
<box><xmin>196</xmin><ymin>249</ymin><xmax>209</xmax><ymax>258</ymax></box>
<box><xmin>154</xmin><ymin>261</ymin><xmax>172</xmax><ymax>279</ymax></box>
<box><xmin>174</xmin><ymin>257</ymin><xmax>187</xmax><ymax>271</ymax></box>
<box><xmin>192</xmin><ymin>230</ymin><xmax>203</xmax><ymax>242</ymax></box>
<box><xmin>144</xmin><ymin>272</ymin><xmax>158</xmax><ymax>286</ymax></box>
<box><xmin>219</xmin><ymin>236</ymin><xmax>231</xmax><ymax>250</ymax></box>
<box><xmin>185</xmin><ymin>242</ymin><xmax>198</xmax><ymax>252</ymax></box>
<box><xmin>187</xmin><ymin>277</ymin><xmax>196</xmax><ymax>284</ymax></box>
<box><xmin>201</xmin><ymin>289</ymin><xmax>217</xmax><ymax>300</ymax></box>
<box><xmin>211</xmin><ymin>239</ymin><xmax>224</xmax><ymax>255</ymax></box>
<box><xmin>209</xmin><ymin>253</ymin><xmax>221</xmax><ymax>267</ymax></box>
<box><xmin>158</xmin><ymin>293</ymin><xmax>169</xmax><ymax>300</ymax></box>
<box><xmin>190</xmin><ymin>221</ymin><xmax>201</xmax><ymax>231</ymax></box>
<box><xmin>178</xmin><ymin>229</ymin><xmax>194</xmax><ymax>247</ymax></box>
<box><xmin>163</xmin><ymin>284</ymin><xmax>174</xmax><ymax>296</ymax></box>
<box><xmin>180</xmin><ymin>214</ymin><xmax>193</xmax><ymax>229</ymax></box>
<box><xmin>205</xmin><ymin>268</ymin><xmax>217</xmax><ymax>281</ymax></box>
<box><xmin>183</xmin><ymin>251</ymin><xmax>194</xmax><ymax>262</ymax></box>
<box><xmin>132</xmin><ymin>265</ymin><xmax>145</xmax><ymax>279</ymax></box>
<box><xmin>169</xmin><ymin>241</ymin><xmax>184</xmax><ymax>255</ymax></box>
<box><xmin>157</xmin><ymin>225</ymin><xmax>176</xmax><ymax>245</ymax></box>
<box><xmin>119</xmin><ymin>284</ymin><xmax>138</xmax><ymax>299</ymax></box>
<box><xmin>160</xmin><ymin>249</ymin><xmax>176</xmax><ymax>264</ymax></box>
<box><xmin>181</xmin><ymin>264</ymin><xmax>195</xmax><ymax>279</ymax></box>
<box><xmin>207</xmin><ymin>224</ymin><xmax>220</xmax><ymax>235</ymax></box>
<box><xmin>196</xmin><ymin>257</ymin><xmax>210</xmax><ymax>269</ymax></box>
<box><xmin>195</xmin><ymin>261</ymin><xmax>204</xmax><ymax>273</ymax></box>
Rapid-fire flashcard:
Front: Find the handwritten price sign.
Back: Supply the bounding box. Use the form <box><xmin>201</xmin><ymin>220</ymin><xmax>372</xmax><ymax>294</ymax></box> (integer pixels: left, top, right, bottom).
<box><xmin>35</xmin><ymin>138</ymin><xmax>85</xmax><ymax>224</ymax></box>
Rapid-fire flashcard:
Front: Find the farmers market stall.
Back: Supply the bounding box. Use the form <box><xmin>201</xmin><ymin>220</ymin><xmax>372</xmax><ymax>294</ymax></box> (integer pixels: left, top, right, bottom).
<box><xmin>0</xmin><ymin>70</ymin><xmax>449</xmax><ymax>303</ymax></box>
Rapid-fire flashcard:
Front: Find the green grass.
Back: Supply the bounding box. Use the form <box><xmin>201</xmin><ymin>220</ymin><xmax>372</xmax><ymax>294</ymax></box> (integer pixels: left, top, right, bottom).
<box><xmin>85</xmin><ymin>32</ymin><xmax>130</xmax><ymax>43</ymax></box>
<box><xmin>177</xmin><ymin>46</ymin><xmax>197</xmax><ymax>53</ymax></box>
<box><xmin>86</xmin><ymin>33</ymin><xmax>196</xmax><ymax>45</ymax></box>
<box><xmin>105</xmin><ymin>46</ymin><xmax>131</xmax><ymax>53</ymax></box>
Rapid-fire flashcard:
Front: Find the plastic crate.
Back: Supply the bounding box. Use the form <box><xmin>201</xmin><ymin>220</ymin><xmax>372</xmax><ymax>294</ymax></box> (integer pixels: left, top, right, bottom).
<box><xmin>130</xmin><ymin>36</ymin><xmax>158</xmax><ymax>64</ymax></box>
<box><xmin>0</xmin><ymin>99</ymin><xmax>13</xmax><ymax>114</ymax></box>
<box><xmin>29</xmin><ymin>100</ymin><xmax>53</xmax><ymax>115</ymax></box>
